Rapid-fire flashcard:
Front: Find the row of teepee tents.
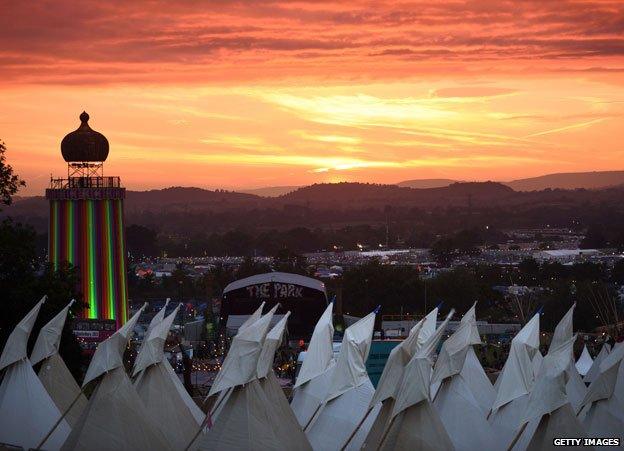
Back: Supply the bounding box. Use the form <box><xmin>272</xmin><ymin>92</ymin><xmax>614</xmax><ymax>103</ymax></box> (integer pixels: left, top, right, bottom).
<box><xmin>0</xmin><ymin>296</ymin><xmax>622</xmax><ymax>450</ymax></box>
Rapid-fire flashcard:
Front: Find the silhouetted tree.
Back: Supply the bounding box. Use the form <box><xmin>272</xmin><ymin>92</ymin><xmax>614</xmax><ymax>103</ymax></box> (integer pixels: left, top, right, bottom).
<box><xmin>0</xmin><ymin>141</ymin><xmax>25</xmax><ymax>209</ymax></box>
<box><xmin>0</xmin><ymin>141</ymin><xmax>85</xmax><ymax>379</ymax></box>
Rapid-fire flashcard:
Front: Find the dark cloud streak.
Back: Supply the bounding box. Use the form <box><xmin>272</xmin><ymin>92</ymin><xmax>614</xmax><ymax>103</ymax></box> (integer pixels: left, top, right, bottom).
<box><xmin>1</xmin><ymin>0</ymin><xmax>623</xmax><ymax>84</ymax></box>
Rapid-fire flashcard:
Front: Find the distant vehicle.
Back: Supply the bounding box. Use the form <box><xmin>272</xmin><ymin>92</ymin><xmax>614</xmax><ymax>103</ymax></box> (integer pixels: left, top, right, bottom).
<box><xmin>221</xmin><ymin>272</ymin><xmax>328</xmax><ymax>338</ymax></box>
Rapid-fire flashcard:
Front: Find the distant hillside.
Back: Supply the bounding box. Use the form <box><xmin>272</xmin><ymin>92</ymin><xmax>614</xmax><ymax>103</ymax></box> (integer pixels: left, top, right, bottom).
<box><xmin>1</xmin><ymin>187</ymin><xmax>262</xmax><ymax>223</ymax></box>
<box><xmin>277</xmin><ymin>181</ymin><xmax>515</xmax><ymax>208</ymax></box>
<box><xmin>7</xmin><ymin>181</ymin><xmax>624</xmax><ymax>235</ymax></box>
<box><xmin>239</xmin><ymin>186</ymin><xmax>300</xmax><ymax>197</ymax></box>
<box><xmin>396</xmin><ymin>178</ymin><xmax>458</xmax><ymax>189</ymax></box>
<box><xmin>126</xmin><ymin>187</ymin><xmax>260</xmax><ymax>210</ymax></box>
<box><xmin>505</xmin><ymin>171</ymin><xmax>624</xmax><ymax>191</ymax></box>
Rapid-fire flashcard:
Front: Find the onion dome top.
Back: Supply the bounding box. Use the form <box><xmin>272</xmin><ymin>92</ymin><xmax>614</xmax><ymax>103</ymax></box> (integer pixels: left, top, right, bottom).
<box><xmin>61</xmin><ymin>111</ymin><xmax>109</xmax><ymax>162</ymax></box>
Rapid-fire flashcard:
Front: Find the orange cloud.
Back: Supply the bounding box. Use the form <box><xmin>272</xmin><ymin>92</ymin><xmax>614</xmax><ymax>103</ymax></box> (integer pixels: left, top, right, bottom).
<box><xmin>0</xmin><ymin>1</ymin><xmax>623</xmax><ymax>194</ymax></box>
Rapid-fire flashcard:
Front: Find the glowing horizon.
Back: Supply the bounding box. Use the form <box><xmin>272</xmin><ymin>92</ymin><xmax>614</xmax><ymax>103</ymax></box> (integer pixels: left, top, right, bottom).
<box><xmin>1</xmin><ymin>0</ymin><xmax>623</xmax><ymax>195</ymax></box>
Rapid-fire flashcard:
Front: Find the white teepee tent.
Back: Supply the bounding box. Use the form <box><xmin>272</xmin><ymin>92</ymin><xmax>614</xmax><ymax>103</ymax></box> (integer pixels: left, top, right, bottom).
<box><xmin>257</xmin><ymin>311</ymin><xmax>290</xmax><ymax>380</ymax></box>
<box><xmin>204</xmin><ymin>301</ymin><xmax>268</xmax><ymax>420</ymax></box>
<box><xmin>584</xmin><ymin>343</ymin><xmax>611</xmax><ymax>384</ymax></box>
<box><xmin>509</xmin><ymin>304</ymin><xmax>588</xmax><ymax>451</ymax></box>
<box><xmin>431</xmin><ymin>303</ymin><xmax>498</xmax><ymax>451</ymax></box>
<box><xmin>134</xmin><ymin>304</ymin><xmax>205</xmax><ymax>450</ymax></box>
<box><xmin>577</xmin><ymin>342</ymin><xmax>624</xmax><ymax>440</ymax></box>
<box><xmin>371</xmin><ymin>308</ymin><xmax>437</xmax><ymax>408</ymax></box>
<box><xmin>257</xmin><ymin>312</ymin><xmax>312</xmax><ymax>451</ymax></box>
<box><xmin>374</xmin><ymin>311</ymin><xmax>455</xmax><ymax>451</ymax></box>
<box><xmin>30</xmin><ymin>300</ymin><xmax>87</xmax><ymax>428</ymax></box>
<box><xmin>136</xmin><ymin>298</ymin><xmax>169</xmax><ymax>358</ymax></box>
<box><xmin>290</xmin><ymin>302</ymin><xmax>335</xmax><ymax>427</ymax></box>
<box><xmin>531</xmin><ymin>350</ymin><xmax>544</xmax><ymax>378</ymax></box>
<box><xmin>133</xmin><ymin>303</ymin><xmax>179</xmax><ymax>377</ymax></box>
<box><xmin>511</xmin><ymin>338</ymin><xmax>586</xmax><ymax>451</ymax></box>
<box><xmin>566</xmin><ymin>359</ymin><xmax>588</xmax><ymax>412</ymax></box>
<box><xmin>194</xmin><ymin>306</ymin><xmax>295</xmax><ymax>451</ymax></box>
<box><xmin>305</xmin><ymin>310</ymin><xmax>378</xmax><ymax>451</ymax></box>
<box><xmin>62</xmin><ymin>304</ymin><xmax>172</xmax><ymax>451</ymax></box>
<box><xmin>194</xmin><ymin>379</ymin><xmax>285</xmax><ymax>451</ymax></box>
<box><xmin>575</xmin><ymin>344</ymin><xmax>593</xmax><ymax>377</ymax></box>
<box><xmin>239</xmin><ymin>301</ymin><xmax>266</xmax><ymax>332</ymax></box>
<box><xmin>489</xmin><ymin>312</ymin><xmax>540</xmax><ymax>445</ymax></box>
<box><xmin>0</xmin><ymin>297</ymin><xmax>71</xmax><ymax>450</ymax></box>
<box><xmin>555</xmin><ymin>305</ymin><xmax>587</xmax><ymax>411</ymax></box>
<box><xmin>208</xmin><ymin>304</ymin><xmax>277</xmax><ymax>398</ymax></box>
<box><xmin>294</xmin><ymin>302</ymin><xmax>334</xmax><ymax>389</ymax></box>
<box><xmin>360</xmin><ymin>307</ymin><xmax>438</xmax><ymax>450</ymax></box>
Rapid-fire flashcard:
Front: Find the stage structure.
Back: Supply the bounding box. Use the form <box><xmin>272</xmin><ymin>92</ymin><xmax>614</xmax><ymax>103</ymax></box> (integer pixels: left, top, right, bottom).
<box><xmin>46</xmin><ymin>112</ymin><xmax>128</xmax><ymax>327</ymax></box>
<box><xmin>221</xmin><ymin>272</ymin><xmax>328</xmax><ymax>338</ymax></box>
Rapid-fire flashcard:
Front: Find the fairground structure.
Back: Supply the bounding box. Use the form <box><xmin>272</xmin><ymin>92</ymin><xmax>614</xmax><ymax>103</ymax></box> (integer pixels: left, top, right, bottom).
<box><xmin>46</xmin><ymin>112</ymin><xmax>128</xmax><ymax>327</ymax></box>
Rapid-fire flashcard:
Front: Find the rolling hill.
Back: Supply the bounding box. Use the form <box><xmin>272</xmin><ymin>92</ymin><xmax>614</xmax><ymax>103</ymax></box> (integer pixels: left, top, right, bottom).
<box><xmin>505</xmin><ymin>171</ymin><xmax>624</xmax><ymax>191</ymax></box>
<box><xmin>396</xmin><ymin>178</ymin><xmax>458</xmax><ymax>189</ymax></box>
<box><xmin>396</xmin><ymin>170</ymin><xmax>624</xmax><ymax>192</ymax></box>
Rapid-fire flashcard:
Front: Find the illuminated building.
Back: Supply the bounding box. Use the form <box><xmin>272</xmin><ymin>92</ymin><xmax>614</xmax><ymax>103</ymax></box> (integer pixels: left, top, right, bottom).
<box><xmin>46</xmin><ymin>112</ymin><xmax>128</xmax><ymax>327</ymax></box>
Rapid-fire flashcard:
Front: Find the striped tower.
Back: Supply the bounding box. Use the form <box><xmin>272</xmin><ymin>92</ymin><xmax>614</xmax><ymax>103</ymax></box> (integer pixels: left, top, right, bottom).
<box><xmin>46</xmin><ymin>112</ymin><xmax>128</xmax><ymax>327</ymax></box>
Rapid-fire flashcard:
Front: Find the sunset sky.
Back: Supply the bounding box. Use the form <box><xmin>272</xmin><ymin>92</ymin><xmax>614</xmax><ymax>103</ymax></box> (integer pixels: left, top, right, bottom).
<box><xmin>1</xmin><ymin>0</ymin><xmax>623</xmax><ymax>195</ymax></box>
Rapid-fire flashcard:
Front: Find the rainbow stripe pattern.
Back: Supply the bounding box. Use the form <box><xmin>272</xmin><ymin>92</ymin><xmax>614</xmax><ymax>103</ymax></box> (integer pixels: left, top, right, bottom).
<box><xmin>48</xmin><ymin>197</ymin><xmax>128</xmax><ymax>327</ymax></box>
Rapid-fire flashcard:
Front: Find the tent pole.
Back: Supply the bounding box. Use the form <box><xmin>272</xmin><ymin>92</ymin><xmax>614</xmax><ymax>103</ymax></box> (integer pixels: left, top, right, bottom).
<box><xmin>376</xmin><ymin>414</ymin><xmax>396</xmax><ymax>451</ymax></box>
<box><xmin>303</xmin><ymin>403</ymin><xmax>324</xmax><ymax>431</ymax></box>
<box><xmin>209</xmin><ymin>386</ymin><xmax>232</xmax><ymax>417</ymax></box>
<box><xmin>506</xmin><ymin>422</ymin><xmax>528</xmax><ymax>451</ymax></box>
<box><xmin>431</xmin><ymin>383</ymin><xmax>441</xmax><ymax>403</ymax></box>
<box><xmin>36</xmin><ymin>386</ymin><xmax>86</xmax><ymax>449</ymax></box>
<box><xmin>183</xmin><ymin>414</ymin><xmax>211</xmax><ymax>451</ymax></box>
<box><xmin>340</xmin><ymin>406</ymin><xmax>373</xmax><ymax>451</ymax></box>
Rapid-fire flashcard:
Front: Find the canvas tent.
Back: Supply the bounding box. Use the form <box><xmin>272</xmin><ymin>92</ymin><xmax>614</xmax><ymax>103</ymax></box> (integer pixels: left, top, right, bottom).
<box><xmin>566</xmin><ymin>359</ymin><xmax>588</xmax><ymax>412</ymax></box>
<box><xmin>290</xmin><ymin>302</ymin><xmax>335</xmax><ymax>427</ymax></box>
<box><xmin>194</xmin><ymin>380</ymin><xmax>286</xmax><ymax>451</ymax></box>
<box><xmin>361</xmin><ymin>307</ymin><xmax>441</xmax><ymax>451</ymax></box>
<box><xmin>360</xmin><ymin>308</ymin><xmax>437</xmax><ymax>447</ymax></box>
<box><xmin>208</xmin><ymin>304</ymin><xmax>277</xmax><ymax>398</ymax></box>
<box><xmin>576</xmin><ymin>345</ymin><xmax>593</xmax><ymax>377</ymax></box>
<box><xmin>134</xmin><ymin>304</ymin><xmax>205</xmax><ymax>450</ymax></box>
<box><xmin>431</xmin><ymin>303</ymin><xmax>495</xmax><ymax>413</ymax></box>
<box><xmin>62</xmin><ymin>304</ymin><xmax>172</xmax><ymax>451</ymax></box>
<box><xmin>374</xmin><ymin>311</ymin><xmax>455</xmax><ymax>451</ymax></box>
<box><xmin>205</xmin><ymin>302</ymin><xmax>268</xmax><ymax>420</ymax></box>
<box><xmin>489</xmin><ymin>312</ymin><xmax>540</xmax><ymax>445</ymax></box>
<box><xmin>0</xmin><ymin>297</ymin><xmax>71</xmax><ymax>450</ymax></box>
<box><xmin>136</xmin><ymin>298</ymin><xmax>169</xmax><ymax>358</ymax></box>
<box><xmin>511</xmin><ymin>338</ymin><xmax>586</xmax><ymax>451</ymax></box>
<box><xmin>31</xmin><ymin>300</ymin><xmax>88</xmax><ymax>428</ymax></box>
<box><xmin>194</xmin><ymin>306</ymin><xmax>309</xmax><ymax>451</ymax></box>
<box><xmin>257</xmin><ymin>312</ymin><xmax>312</xmax><ymax>451</ymax></box>
<box><xmin>431</xmin><ymin>303</ymin><xmax>498</xmax><ymax>451</ymax></box>
<box><xmin>294</xmin><ymin>302</ymin><xmax>334</xmax><ymax>389</ymax></box>
<box><xmin>577</xmin><ymin>342</ymin><xmax>624</xmax><ymax>440</ymax></box>
<box><xmin>133</xmin><ymin>303</ymin><xmax>180</xmax><ymax>377</ymax></box>
<box><xmin>509</xmin><ymin>304</ymin><xmax>588</xmax><ymax>451</ymax></box>
<box><xmin>584</xmin><ymin>344</ymin><xmax>611</xmax><ymax>384</ymax></box>
<box><xmin>305</xmin><ymin>310</ymin><xmax>378</xmax><ymax>451</ymax></box>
